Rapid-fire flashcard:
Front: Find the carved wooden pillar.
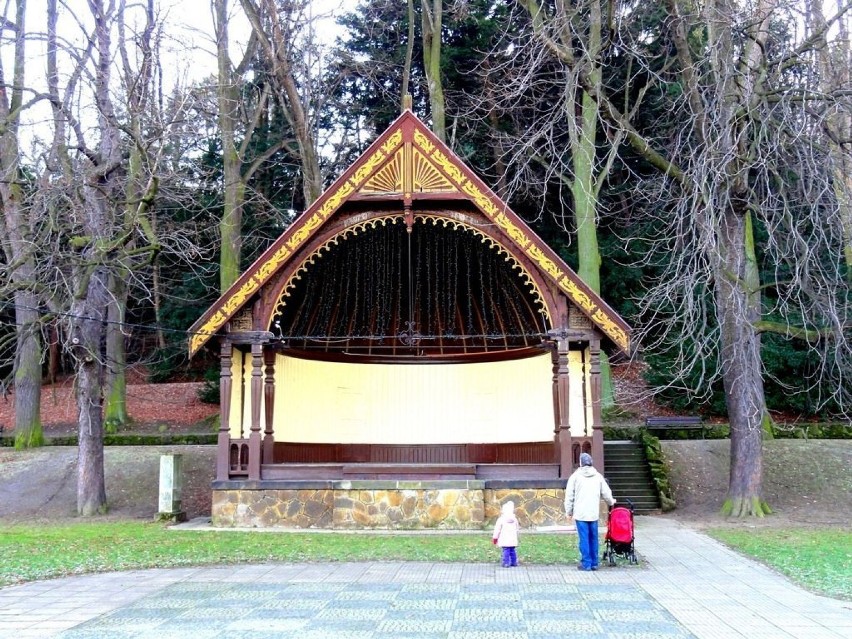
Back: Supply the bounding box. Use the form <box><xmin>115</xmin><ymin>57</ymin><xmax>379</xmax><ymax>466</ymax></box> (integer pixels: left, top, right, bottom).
<box><xmin>248</xmin><ymin>342</ymin><xmax>263</xmax><ymax>480</ymax></box>
<box><xmin>589</xmin><ymin>339</ymin><xmax>605</xmax><ymax>473</ymax></box>
<box><xmin>216</xmin><ymin>340</ymin><xmax>233</xmax><ymax>481</ymax></box>
<box><xmin>551</xmin><ymin>347</ymin><xmax>561</xmax><ymax>464</ymax></box>
<box><xmin>262</xmin><ymin>349</ymin><xmax>276</xmax><ymax>464</ymax></box>
<box><xmin>554</xmin><ymin>333</ymin><xmax>573</xmax><ymax>478</ymax></box>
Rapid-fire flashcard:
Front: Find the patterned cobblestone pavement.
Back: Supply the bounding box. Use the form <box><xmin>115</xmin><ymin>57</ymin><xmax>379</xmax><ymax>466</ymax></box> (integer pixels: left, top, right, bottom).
<box><xmin>55</xmin><ymin>581</ymin><xmax>691</xmax><ymax>639</ymax></box>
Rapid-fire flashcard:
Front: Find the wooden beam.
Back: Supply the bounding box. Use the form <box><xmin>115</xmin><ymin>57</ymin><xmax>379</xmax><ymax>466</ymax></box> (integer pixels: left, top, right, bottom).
<box><xmin>551</xmin><ymin>346</ymin><xmax>560</xmax><ymax>463</ymax></box>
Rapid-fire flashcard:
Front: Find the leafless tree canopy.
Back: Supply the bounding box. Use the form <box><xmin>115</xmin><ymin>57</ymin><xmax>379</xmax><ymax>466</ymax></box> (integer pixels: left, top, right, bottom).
<box><xmin>471</xmin><ymin>0</ymin><xmax>851</xmax><ymax>418</ymax></box>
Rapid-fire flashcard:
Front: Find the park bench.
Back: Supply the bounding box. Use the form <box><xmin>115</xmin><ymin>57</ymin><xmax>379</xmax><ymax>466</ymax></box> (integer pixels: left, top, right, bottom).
<box><xmin>644</xmin><ymin>416</ymin><xmax>706</xmax><ymax>438</ymax></box>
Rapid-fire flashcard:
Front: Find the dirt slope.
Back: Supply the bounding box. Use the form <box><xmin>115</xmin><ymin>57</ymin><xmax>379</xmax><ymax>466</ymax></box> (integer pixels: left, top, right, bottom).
<box><xmin>662</xmin><ymin>439</ymin><xmax>852</xmax><ymax>528</ymax></box>
<box><xmin>0</xmin><ymin>446</ymin><xmax>216</xmax><ymax>523</ymax></box>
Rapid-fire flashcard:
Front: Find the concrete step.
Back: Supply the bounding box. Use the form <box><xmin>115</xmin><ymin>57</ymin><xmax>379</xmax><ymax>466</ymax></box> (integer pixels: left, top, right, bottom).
<box><xmin>607</xmin><ymin>471</ymin><xmax>654</xmax><ymax>481</ymax></box>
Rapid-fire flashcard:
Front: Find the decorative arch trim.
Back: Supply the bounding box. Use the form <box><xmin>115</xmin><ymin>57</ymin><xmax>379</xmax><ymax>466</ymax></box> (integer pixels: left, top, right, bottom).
<box><xmin>188</xmin><ymin>110</ymin><xmax>631</xmax><ymax>356</ymax></box>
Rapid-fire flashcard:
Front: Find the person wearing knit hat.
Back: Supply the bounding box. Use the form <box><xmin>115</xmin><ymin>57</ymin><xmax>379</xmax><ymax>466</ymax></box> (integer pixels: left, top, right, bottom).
<box><xmin>564</xmin><ymin>452</ymin><xmax>615</xmax><ymax>571</ymax></box>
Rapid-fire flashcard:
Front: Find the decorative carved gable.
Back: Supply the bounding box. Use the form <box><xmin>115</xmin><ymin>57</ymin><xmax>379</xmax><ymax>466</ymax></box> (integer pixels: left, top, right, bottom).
<box><xmin>359</xmin><ymin>140</ymin><xmax>460</xmax><ymax>196</ymax></box>
<box><xmin>188</xmin><ymin>110</ymin><xmax>631</xmax><ymax>356</ymax></box>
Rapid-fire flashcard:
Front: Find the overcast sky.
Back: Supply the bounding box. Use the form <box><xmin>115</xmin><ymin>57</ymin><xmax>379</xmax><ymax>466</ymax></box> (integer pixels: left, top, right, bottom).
<box><xmin>3</xmin><ymin>0</ymin><xmax>348</xmax><ymax>160</ymax></box>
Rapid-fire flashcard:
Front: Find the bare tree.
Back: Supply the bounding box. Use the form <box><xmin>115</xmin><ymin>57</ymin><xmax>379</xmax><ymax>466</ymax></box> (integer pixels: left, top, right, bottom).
<box><xmin>422</xmin><ymin>0</ymin><xmax>446</xmax><ymax>141</ymax></box>
<box><xmin>104</xmin><ymin>0</ymin><xmax>162</xmax><ymax>431</ymax></box>
<box><xmin>0</xmin><ymin>0</ymin><xmax>44</xmax><ymax>449</ymax></box>
<box><xmin>213</xmin><ymin>0</ymin><xmax>299</xmax><ymax>291</ymax></box>
<box><xmin>507</xmin><ymin>0</ymin><xmax>629</xmax><ymax>406</ymax></box>
<box><xmin>215</xmin><ymin>0</ymin><xmax>249</xmax><ymax>291</ymax></box>
<box><xmin>41</xmin><ymin>0</ymin><xmax>162</xmax><ymax>514</ymax></box>
<box><xmin>614</xmin><ymin>0</ymin><xmax>848</xmax><ymax>514</ymax></box>
<box><xmin>240</xmin><ymin>0</ymin><xmax>323</xmax><ymax>206</ymax></box>
<box><xmin>513</xmin><ymin>0</ymin><xmax>851</xmax><ymax>516</ymax></box>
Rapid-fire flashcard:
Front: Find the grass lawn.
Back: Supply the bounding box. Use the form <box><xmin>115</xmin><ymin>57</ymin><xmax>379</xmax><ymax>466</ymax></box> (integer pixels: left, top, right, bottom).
<box><xmin>3</xmin><ymin>522</ymin><xmax>848</xmax><ymax>602</ymax></box>
<box><xmin>0</xmin><ymin>521</ymin><xmax>580</xmax><ymax>587</ymax></box>
<box><xmin>708</xmin><ymin>527</ymin><xmax>852</xmax><ymax>601</ymax></box>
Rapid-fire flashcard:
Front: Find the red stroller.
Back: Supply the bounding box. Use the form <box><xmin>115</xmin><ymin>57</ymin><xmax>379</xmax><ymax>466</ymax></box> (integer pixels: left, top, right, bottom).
<box><xmin>602</xmin><ymin>500</ymin><xmax>638</xmax><ymax>566</ymax></box>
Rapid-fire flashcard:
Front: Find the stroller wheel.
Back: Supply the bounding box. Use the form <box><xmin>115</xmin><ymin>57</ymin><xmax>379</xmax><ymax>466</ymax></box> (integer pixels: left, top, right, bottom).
<box><xmin>629</xmin><ymin>553</ymin><xmax>638</xmax><ymax>565</ymax></box>
<box><xmin>608</xmin><ymin>554</ymin><xmax>616</xmax><ymax>567</ymax></box>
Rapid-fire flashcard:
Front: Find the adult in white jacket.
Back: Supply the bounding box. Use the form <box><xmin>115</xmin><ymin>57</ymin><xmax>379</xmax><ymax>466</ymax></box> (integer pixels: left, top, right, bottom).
<box><xmin>564</xmin><ymin>452</ymin><xmax>615</xmax><ymax>571</ymax></box>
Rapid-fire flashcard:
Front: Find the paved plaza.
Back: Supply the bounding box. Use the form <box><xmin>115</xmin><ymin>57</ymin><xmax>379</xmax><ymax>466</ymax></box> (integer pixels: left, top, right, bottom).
<box><xmin>0</xmin><ymin>517</ymin><xmax>849</xmax><ymax>639</ymax></box>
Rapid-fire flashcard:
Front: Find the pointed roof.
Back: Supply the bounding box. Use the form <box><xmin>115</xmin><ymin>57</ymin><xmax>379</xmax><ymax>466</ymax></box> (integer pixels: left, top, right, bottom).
<box><xmin>188</xmin><ymin>110</ymin><xmax>631</xmax><ymax>356</ymax></box>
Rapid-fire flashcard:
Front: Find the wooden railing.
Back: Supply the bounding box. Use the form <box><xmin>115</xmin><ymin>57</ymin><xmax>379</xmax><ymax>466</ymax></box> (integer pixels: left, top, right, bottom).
<box><xmin>229</xmin><ymin>439</ymin><xmax>250</xmax><ymax>475</ymax></box>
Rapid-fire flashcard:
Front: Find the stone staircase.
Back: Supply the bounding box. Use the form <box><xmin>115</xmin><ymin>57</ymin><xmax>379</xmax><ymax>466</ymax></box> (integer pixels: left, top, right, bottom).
<box><xmin>603</xmin><ymin>440</ymin><xmax>660</xmax><ymax>513</ymax></box>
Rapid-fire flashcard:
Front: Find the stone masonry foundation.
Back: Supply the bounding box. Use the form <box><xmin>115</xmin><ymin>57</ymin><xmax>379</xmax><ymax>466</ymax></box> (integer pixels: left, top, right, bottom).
<box><xmin>211</xmin><ymin>480</ymin><xmax>573</xmax><ymax>529</ymax></box>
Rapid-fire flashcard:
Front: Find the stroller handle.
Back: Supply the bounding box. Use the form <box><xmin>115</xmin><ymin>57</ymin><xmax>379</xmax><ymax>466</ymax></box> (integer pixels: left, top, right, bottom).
<box><xmin>609</xmin><ymin>498</ymin><xmax>636</xmax><ymax>513</ymax></box>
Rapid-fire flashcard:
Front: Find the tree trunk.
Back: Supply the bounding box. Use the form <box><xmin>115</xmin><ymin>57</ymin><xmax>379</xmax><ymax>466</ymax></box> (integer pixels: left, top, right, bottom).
<box><xmin>241</xmin><ymin>0</ymin><xmax>323</xmax><ymax>207</ymax></box>
<box><xmin>72</xmin><ymin>0</ymin><xmax>121</xmax><ymax>516</ymax></box>
<box><xmin>106</xmin><ymin>0</ymin><xmax>155</xmax><ymax>424</ymax></box>
<box><xmin>216</xmin><ymin>0</ymin><xmax>245</xmax><ymax>292</ymax></box>
<box><xmin>0</xmin><ymin>0</ymin><xmax>45</xmax><ymax>449</ymax></box>
<box><xmin>566</xmin><ymin>1</ymin><xmax>613</xmax><ymax>408</ymax></box>
<box><xmin>13</xmin><ymin>292</ymin><xmax>45</xmax><ymax>449</ymax></box>
<box><xmin>401</xmin><ymin>0</ymin><xmax>415</xmax><ymax>105</ymax></box>
<box><xmin>670</xmin><ymin>0</ymin><xmax>773</xmax><ymax>513</ymax></box>
<box><xmin>572</xmin><ymin>90</ymin><xmax>616</xmax><ymax>408</ymax></box>
<box><xmin>717</xmin><ymin>205</ymin><xmax>769</xmax><ymax>517</ymax></box>
<box><xmin>573</xmin><ymin>99</ymin><xmax>601</xmax><ymax>292</ymax></box>
<box><xmin>104</xmin><ymin>274</ymin><xmax>128</xmax><ymax>432</ymax></box>
<box><xmin>72</xmin><ymin>269</ymin><xmax>110</xmax><ymax>516</ymax></box>
<box><xmin>151</xmin><ymin>209</ymin><xmax>166</xmax><ymax>349</ymax></box>
<box><xmin>486</xmin><ymin>102</ymin><xmax>507</xmax><ymax>199</ymax></box>
<box><xmin>421</xmin><ymin>0</ymin><xmax>446</xmax><ymax>142</ymax></box>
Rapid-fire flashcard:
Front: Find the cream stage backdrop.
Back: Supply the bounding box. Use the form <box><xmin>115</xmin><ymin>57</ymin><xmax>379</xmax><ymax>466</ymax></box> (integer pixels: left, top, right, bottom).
<box><xmin>229</xmin><ymin>350</ymin><xmax>594</xmax><ymax>444</ymax></box>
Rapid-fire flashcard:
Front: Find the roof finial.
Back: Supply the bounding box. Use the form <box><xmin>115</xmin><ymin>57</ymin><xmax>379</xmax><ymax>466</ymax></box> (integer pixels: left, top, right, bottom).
<box><xmin>402</xmin><ymin>93</ymin><xmax>412</xmax><ymax>113</ymax></box>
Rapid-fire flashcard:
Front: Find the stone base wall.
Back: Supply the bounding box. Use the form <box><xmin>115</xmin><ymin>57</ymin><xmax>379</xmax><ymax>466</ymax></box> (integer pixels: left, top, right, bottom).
<box><xmin>333</xmin><ymin>488</ymin><xmax>484</xmax><ymax>529</ymax></box>
<box><xmin>212</xmin><ymin>482</ymin><xmax>572</xmax><ymax>529</ymax></box>
<box><xmin>484</xmin><ymin>488</ymin><xmax>567</xmax><ymax>528</ymax></box>
<box><xmin>213</xmin><ymin>489</ymin><xmax>335</xmax><ymax>528</ymax></box>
